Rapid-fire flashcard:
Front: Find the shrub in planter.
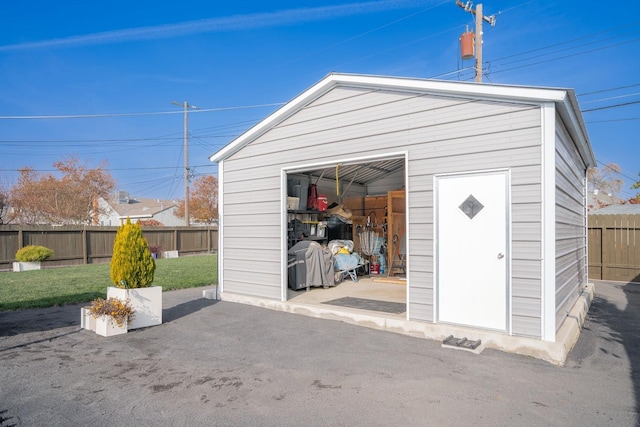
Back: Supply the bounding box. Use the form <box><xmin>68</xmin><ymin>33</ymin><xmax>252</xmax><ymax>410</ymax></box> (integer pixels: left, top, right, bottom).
<box><xmin>15</xmin><ymin>245</ymin><xmax>54</xmax><ymax>262</ymax></box>
<box><xmin>88</xmin><ymin>296</ymin><xmax>135</xmax><ymax>328</ymax></box>
<box><xmin>110</xmin><ymin>218</ymin><xmax>156</xmax><ymax>289</ymax></box>
<box><xmin>108</xmin><ymin>218</ymin><xmax>161</xmax><ymax>329</ymax></box>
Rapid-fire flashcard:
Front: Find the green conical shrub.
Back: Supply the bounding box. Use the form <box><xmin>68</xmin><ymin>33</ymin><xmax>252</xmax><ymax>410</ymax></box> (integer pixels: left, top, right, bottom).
<box><xmin>110</xmin><ymin>218</ymin><xmax>155</xmax><ymax>288</ymax></box>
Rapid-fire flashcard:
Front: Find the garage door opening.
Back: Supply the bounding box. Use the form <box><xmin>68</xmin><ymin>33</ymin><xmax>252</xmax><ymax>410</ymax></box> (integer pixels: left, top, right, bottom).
<box><xmin>283</xmin><ymin>154</ymin><xmax>408</xmax><ymax>317</ymax></box>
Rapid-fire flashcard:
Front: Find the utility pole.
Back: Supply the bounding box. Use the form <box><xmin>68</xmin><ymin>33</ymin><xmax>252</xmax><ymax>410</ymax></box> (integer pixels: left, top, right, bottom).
<box><xmin>171</xmin><ymin>100</ymin><xmax>199</xmax><ymax>226</ymax></box>
<box><xmin>455</xmin><ymin>1</ymin><xmax>496</xmax><ymax>82</ymax></box>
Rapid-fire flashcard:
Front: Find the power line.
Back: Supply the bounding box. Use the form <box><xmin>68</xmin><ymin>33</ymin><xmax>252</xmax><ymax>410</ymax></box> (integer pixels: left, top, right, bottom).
<box><xmin>582</xmin><ymin>99</ymin><xmax>640</xmax><ymax>113</ymax></box>
<box><xmin>488</xmin><ymin>37</ymin><xmax>640</xmax><ymax>77</ymax></box>
<box><xmin>586</xmin><ymin>117</ymin><xmax>640</xmax><ymax>123</ymax></box>
<box><xmin>491</xmin><ymin>20</ymin><xmax>640</xmax><ymax>64</ymax></box>
<box><xmin>0</xmin><ymin>102</ymin><xmax>285</xmax><ymax>120</ymax></box>
<box><xmin>0</xmin><ymin>164</ymin><xmax>216</xmax><ymax>173</ymax></box>
<box><xmin>578</xmin><ymin>83</ymin><xmax>640</xmax><ymax>97</ymax></box>
<box><xmin>433</xmin><ymin>20</ymin><xmax>640</xmax><ymax>83</ymax></box>
<box><xmin>595</xmin><ymin>159</ymin><xmax>638</xmax><ymax>183</ymax></box>
<box><xmin>580</xmin><ymin>92</ymin><xmax>640</xmax><ymax>105</ymax></box>
<box><xmin>0</xmin><ymin>136</ymin><xmax>181</xmax><ymax>144</ymax></box>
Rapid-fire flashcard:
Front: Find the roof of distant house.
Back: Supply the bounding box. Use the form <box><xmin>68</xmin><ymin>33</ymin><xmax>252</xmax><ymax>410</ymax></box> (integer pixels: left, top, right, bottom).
<box><xmin>590</xmin><ymin>203</ymin><xmax>640</xmax><ymax>215</ymax></box>
<box><xmin>106</xmin><ymin>197</ymin><xmax>177</xmax><ymax>218</ymax></box>
<box><xmin>587</xmin><ymin>191</ymin><xmax>625</xmax><ymax>211</ymax></box>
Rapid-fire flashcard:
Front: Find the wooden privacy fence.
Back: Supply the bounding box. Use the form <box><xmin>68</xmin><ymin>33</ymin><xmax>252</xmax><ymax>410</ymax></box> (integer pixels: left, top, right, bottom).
<box><xmin>0</xmin><ymin>225</ymin><xmax>218</xmax><ymax>271</ymax></box>
<box><xmin>588</xmin><ymin>214</ymin><xmax>640</xmax><ymax>282</ymax></box>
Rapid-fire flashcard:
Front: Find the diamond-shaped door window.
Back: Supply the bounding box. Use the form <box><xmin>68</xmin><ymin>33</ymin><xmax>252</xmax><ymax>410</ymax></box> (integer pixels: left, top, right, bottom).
<box><xmin>459</xmin><ymin>194</ymin><xmax>484</xmax><ymax>220</ymax></box>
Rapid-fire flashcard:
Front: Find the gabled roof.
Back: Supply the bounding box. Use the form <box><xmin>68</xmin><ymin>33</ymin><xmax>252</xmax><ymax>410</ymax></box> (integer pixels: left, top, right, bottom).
<box><xmin>590</xmin><ymin>203</ymin><xmax>640</xmax><ymax>215</ymax></box>
<box><xmin>105</xmin><ymin>197</ymin><xmax>177</xmax><ymax>218</ymax></box>
<box><xmin>209</xmin><ymin>72</ymin><xmax>596</xmax><ymax>168</ymax></box>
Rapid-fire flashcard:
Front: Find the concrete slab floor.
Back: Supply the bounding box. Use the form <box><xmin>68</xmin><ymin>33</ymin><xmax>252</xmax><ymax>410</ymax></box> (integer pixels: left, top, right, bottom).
<box><xmin>287</xmin><ymin>276</ymin><xmax>407</xmax><ymax>306</ymax></box>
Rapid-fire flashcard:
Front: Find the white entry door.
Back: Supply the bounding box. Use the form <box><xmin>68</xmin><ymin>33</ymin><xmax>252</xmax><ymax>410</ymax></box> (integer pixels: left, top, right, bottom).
<box><xmin>436</xmin><ymin>171</ymin><xmax>509</xmax><ymax>331</ymax></box>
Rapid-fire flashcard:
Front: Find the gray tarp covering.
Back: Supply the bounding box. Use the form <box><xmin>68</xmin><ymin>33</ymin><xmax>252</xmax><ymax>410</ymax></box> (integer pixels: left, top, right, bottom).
<box><xmin>288</xmin><ymin>241</ymin><xmax>334</xmax><ymax>289</ymax></box>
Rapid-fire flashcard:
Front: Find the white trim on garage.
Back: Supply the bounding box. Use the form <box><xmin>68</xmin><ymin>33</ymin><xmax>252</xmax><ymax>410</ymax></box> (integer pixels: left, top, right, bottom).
<box><xmin>541</xmin><ymin>102</ymin><xmax>557</xmax><ymax>341</ymax></box>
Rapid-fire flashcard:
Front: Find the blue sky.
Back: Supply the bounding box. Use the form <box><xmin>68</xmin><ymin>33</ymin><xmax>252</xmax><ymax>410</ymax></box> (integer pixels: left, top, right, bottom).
<box><xmin>1</xmin><ymin>0</ymin><xmax>638</xmax><ymax>200</ymax></box>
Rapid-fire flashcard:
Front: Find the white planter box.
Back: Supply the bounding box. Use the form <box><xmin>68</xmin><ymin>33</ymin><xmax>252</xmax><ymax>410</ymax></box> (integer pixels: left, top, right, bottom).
<box><xmin>107</xmin><ymin>286</ymin><xmax>162</xmax><ymax>330</ymax></box>
<box><xmin>95</xmin><ymin>316</ymin><xmax>127</xmax><ymax>337</ymax></box>
<box><xmin>163</xmin><ymin>250</ymin><xmax>179</xmax><ymax>259</ymax></box>
<box><xmin>12</xmin><ymin>261</ymin><xmax>41</xmax><ymax>272</ymax></box>
<box><xmin>80</xmin><ymin>307</ymin><xmax>96</xmax><ymax>331</ymax></box>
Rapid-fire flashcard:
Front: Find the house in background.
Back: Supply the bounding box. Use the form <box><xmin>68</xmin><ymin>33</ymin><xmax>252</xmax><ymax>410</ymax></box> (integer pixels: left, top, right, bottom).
<box><xmin>587</xmin><ymin>190</ymin><xmax>625</xmax><ymax>212</ymax></box>
<box><xmin>209</xmin><ymin>72</ymin><xmax>596</xmax><ymax>364</ymax></box>
<box><xmin>97</xmin><ymin>191</ymin><xmax>183</xmax><ymax>226</ymax></box>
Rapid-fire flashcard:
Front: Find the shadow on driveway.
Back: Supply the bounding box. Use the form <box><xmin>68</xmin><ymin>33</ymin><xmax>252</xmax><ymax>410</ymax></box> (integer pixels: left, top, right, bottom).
<box><xmin>0</xmin><ymin>288</ymin><xmax>217</xmax><ymax>337</ymax></box>
<box><xmin>569</xmin><ymin>280</ymin><xmax>640</xmax><ymax>417</ymax></box>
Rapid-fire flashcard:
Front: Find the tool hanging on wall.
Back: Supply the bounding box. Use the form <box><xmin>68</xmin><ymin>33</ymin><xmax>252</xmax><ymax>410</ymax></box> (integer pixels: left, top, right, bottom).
<box><xmin>388</xmin><ymin>233</ymin><xmax>406</xmax><ymax>277</ymax></box>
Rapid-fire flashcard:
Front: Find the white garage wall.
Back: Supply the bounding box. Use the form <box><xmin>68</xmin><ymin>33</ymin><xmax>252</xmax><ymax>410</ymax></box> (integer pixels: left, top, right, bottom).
<box><xmin>220</xmin><ymin>85</ymin><xmax>544</xmax><ymax>337</ymax></box>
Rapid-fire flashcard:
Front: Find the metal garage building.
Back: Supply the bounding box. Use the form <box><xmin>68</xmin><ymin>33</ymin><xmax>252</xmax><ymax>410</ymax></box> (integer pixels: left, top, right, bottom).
<box><xmin>209</xmin><ymin>73</ymin><xmax>596</xmax><ymax>363</ymax></box>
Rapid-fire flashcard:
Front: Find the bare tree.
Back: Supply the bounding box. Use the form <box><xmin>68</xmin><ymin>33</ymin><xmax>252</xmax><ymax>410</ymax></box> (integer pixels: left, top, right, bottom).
<box><xmin>9</xmin><ymin>157</ymin><xmax>116</xmax><ymax>225</ymax></box>
<box><xmin>587</xmin><ymin>163</ymin><xmax>623</xmax><ymax>197</ymax></box>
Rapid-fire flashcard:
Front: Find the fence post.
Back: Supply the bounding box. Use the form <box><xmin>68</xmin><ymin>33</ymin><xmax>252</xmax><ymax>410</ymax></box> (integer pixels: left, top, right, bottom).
<box><xmin>82</xmin><ymin>226</ymin><xmax>88</xmax><ymax>264</ymax></box>
<box><xmin>18</xmin><ymin>227</ymin><xmax>24</xmax><ymax>251</ymax></box>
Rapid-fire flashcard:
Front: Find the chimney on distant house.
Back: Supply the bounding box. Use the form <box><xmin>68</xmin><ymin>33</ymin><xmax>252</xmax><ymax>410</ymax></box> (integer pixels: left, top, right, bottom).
<box><xmin>117</xmin><ymin>190</ymin><xmax>130</xmax><ymax>204</ymax></box>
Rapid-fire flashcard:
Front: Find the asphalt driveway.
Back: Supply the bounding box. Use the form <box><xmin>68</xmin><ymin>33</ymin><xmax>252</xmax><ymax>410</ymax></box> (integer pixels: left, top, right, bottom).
<box><xmin>0</xmin><ymin>281</ymin><xmax>638</xmax><ymax>426</ymax></box>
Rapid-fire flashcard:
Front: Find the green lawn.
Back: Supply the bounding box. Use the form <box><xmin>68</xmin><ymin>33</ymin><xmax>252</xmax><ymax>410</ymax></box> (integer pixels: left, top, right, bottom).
<box><xmin>0</xmin><ymin>254</ymin><xmax>217</xmax><ymax>311</ymax></box>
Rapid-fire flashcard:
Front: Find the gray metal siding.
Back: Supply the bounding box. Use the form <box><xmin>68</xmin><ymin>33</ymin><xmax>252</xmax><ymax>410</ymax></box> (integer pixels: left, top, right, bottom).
<box><xmin>220</xmin><ymin>86</ymin><xmax>543</xmax><ymax>330</ymax></box>
<box><xmin>555</xmin><ymin>116</ymin><xmax>588</xmax><ymax>330</ymax></box>
<box><xmin>367</xmin><ymin>169</ymin><xmax>404</xmax><ymax>196</ymax></box>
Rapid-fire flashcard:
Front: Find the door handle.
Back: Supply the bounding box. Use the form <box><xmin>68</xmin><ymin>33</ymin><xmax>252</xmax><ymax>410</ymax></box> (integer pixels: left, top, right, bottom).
<box><xmin>497</xmin><ymin>252</ymin><xmax>504</xmax><ymax>259</ymax></box>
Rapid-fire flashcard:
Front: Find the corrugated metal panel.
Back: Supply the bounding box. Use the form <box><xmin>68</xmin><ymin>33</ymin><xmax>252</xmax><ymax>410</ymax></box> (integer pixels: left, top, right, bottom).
<box><xmin>512</xmin><ymin>222</ymin><xmax>542</xmax><ymax>242</ymax></box>
<box><xmin>512</xmin><ymin>203</ymin><xmax>542</xmax><ymax>222</ymax></box>
<box><xmin>511</xmin><ymin>316</ymin><xmax>541</xmax><ymax>338</ymax></box>
<box><xmin>557</xmin><ymin>205</ymin><xmax>586</xmax><ymax>227</ymax></box>
<box><xmin>367</xmin><ymin>169</ymin><xmax>404</xmax><ymax>196</ymax></box>
<box><xmin>512</xmin><ymin>277</ymin><xmax>541</xmax><ymax>299</ymax></box>
<box><xmin>557</xmin><ymin>237</ymin><xmax>584</xmax><ymax>255</ymax></box>
<box><xmin>224</xmin><ymin>248</ymin><xmax>281</xmax><ymax>263</ymax></box>
<box><xmin>408</xmin><ymin>284</ymin><xmax>434</xmax><ymax>322</ymax></box>
<box><xmin>513</xmin><ymin>259</ymin><xmax>543</xmax><ymax>280</ymax></box>
<box><xmin>407</xmin><ymin>253</ymin><xmax>433</xmax><ymax>271</ymax></box>
<box><xmin>224</xmin><ymin>179</ymin><xmax>281</xmax><ymax>194</ymax></box>
<box><xmin>554</xmin><ymin>114</ymin><xmax>588</xmax><ymax>331</ymax></box>
<box><xmin>513</xmin><ymin>296</ymin><xmax>541</xmax><ymax>318</ymax></box>
<box><xmin>511</xmin><ymin>184</ymin><xmax>541</xmax><ymax>204</ymax></box>
<box><xmin>408</xmin><ymin>223</ymin><xmax>433</xmax><ymax>240</ymax></box>
<box><xmin>411</xmin><ymin>146</ymin><xmax>542</xmax><ymax>175</ymax></box>
<box><xmin>512</xmin><ymin>241</ymin><xmax>542</xmax><ymax>260</ymax></box>
<box><xmin>222</xmin><ymin>212</ymin><xmax>280</xmax><ymax>227</ymax></box>
<box><xmin>557</xmin><ymin>248</ymin><xmax>586</xmax><ymax>275</ymax></box>
<box><xmin>511</xmin><ymin>165</ymin><xmax>542</xmax><ymax>185</ymax></box>
<box><xmin>223</xmin><ymin>225</ymin><xmax>280</xmax><ymax>239</ymax></box>
<box><xmin>222</xmin><ymin>280</ymin><xmax>281</xmax><ymax>299</ymax></box>
<box><xmin>409</xmin><ymin>303</ymin><xmax>433</xmax><ymax>322</ymax></box>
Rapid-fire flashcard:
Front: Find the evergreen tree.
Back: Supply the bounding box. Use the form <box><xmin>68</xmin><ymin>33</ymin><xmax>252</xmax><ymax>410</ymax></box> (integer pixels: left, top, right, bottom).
<box><xmin>110</xmin><ymin>218</ymin><xmax>155</xmax><ymax>288</ymax></box>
